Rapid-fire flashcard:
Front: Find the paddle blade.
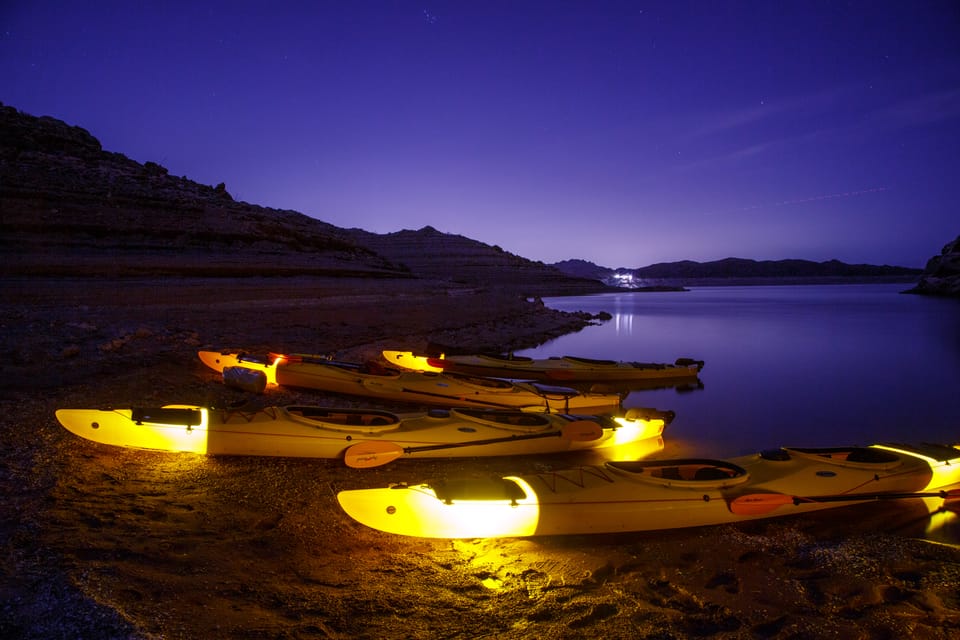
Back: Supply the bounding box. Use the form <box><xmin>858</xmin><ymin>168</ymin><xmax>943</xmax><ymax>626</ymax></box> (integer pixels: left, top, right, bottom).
<box><xmin>728</xmin><ymin>493</ymin><xmax>797</xmax><ymax>516</ymax></box>
<box><xmin>562</xmin><ymin>420</ymin><xmax>604</xmax><ymax>442</ymax></box>
<box><xmin>344</xmin><ymin>441</ymin><xmax>405</xmax><ymax>469</ymax></box>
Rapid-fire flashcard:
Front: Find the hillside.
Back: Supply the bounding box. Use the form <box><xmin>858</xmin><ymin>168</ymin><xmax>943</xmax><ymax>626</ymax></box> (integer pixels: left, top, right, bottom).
<box><xmin>0</xmin><ymin>105</ymin><xmax>407</xmax><ymax>278</ymax></box>
<box><xmin>345</xmin><ymin>226</ymin><xmax>610</xmax><ymax>295</ymax></box>
<box><xmin>0</xmin><ymin>103</ymin><xmax>605</xmax><ymax>295</ymax></box>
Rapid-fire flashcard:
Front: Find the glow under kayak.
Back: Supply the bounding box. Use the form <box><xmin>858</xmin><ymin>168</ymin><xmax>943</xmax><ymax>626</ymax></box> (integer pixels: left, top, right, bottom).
<box><xmin>198</xmin><ymin>351</ymin><xmax>624</xmax><ymax>412</ymax></box>
<box><xmin>55</xmin><ymin>404</ymin><xmax>668</xmax><ymax>464</ymax></box>
<box><xmin>383</xmin><ymin>350</ymin><xmax>705</xmax><ymax>383</ymax></box>
<box><xmin>337</xmin><ymin>443</ymin><xmax>960</xmax><ymax>536</ymax></box>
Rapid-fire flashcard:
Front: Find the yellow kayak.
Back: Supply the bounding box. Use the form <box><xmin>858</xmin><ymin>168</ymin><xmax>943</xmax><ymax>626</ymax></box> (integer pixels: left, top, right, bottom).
<box><xmin>198</xmin><ymin>351</ymin><xmax>624</xmax><ymax>412</ymax></box>
<box><xmin>55</xmin><ymin>404</ymin><xmax>668</xmax><ymax>465</ymax></box>
<box><xmin>382</xmin><ymin>350</ymin><xmax>704</xmax><ymax>383</ymax></box>
<box><xmin>337</xmin><ymin>443</ymin><xmax>960</xmax><ymax>536</ymax></box>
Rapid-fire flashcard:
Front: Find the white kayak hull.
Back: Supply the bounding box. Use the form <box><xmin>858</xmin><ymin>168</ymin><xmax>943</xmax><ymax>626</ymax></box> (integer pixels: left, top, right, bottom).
<box><xmin>55</xmin><ymin>404</ymin><xmax>666</xmax><ymax>462</ymax></box>
<box><xmin>337</xmin><ymin>443</ymin><xmax>960</xmax><ymax>536</ymax></box>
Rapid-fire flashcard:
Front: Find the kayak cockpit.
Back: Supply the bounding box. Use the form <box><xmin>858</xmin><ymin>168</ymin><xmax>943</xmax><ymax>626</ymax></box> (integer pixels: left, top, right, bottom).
<box><xmin>606</xmin><ymin>458</ymin><xmax>750</xmax><ymax>488</ymax></box>
<box><xmin>449</xmin><ymin>408</ymin><xmax>554</xmax><ymax>432</ymax></box>
<box><xmin>562</xmin><ymin>355</ymin><xmax>618</xmax><ymax>366</ymax></box>
<box><xmin>782</xmin><ymin>446</ymin><xmax>903</xmax><ymax>470</ymax></box>
<box><xmin>283</xmin><ymin>406</ymin><xmax>401</xmax><ymax>433</ymax></box>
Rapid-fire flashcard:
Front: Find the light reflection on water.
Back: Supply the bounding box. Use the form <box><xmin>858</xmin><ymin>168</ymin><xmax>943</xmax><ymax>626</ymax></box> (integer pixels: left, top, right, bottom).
<box><xmin>521</xmin><ymin>284</ymin><xmax>960</xmax><ymax>454</ymax></box>
<box><xmin>519</xmin><ymin>284</ymin><xmax>960</xmax><ymax>542</ymax></box>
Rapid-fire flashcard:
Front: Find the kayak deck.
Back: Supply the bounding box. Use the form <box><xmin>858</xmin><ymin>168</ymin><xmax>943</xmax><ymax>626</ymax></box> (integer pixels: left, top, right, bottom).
<box><xmin>422</xmin><ymin>352</ymin><xmax>705</xmax><ymax>383</ymax></box>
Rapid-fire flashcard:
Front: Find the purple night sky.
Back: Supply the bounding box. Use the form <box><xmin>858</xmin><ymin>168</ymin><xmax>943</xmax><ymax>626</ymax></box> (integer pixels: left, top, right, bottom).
<box><xmin>2</xmin><ymin>1</ymin><xmax>958</xmax><ymax>268</ymax></box>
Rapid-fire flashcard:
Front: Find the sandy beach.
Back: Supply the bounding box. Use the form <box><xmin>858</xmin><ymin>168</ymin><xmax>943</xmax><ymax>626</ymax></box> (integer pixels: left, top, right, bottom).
<box><xmin>2</xmin><ymin>275</ymin><xmax>959</xmax><ymax>639</ymax></box>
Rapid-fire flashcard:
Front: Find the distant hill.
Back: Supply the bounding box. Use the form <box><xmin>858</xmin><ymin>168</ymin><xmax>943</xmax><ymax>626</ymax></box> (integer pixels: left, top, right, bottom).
<box><xmin>345</xmin><ymin>227</ymin><xmax>608</xmax><ymax>294</ymax></box>
<box><xmin>553</xmin><ymin>257</ymin><xmax>922</xmax><ymax>287</ymax></box>
<box><xmin>0</xmin><ymin>103</ymin><xmax>608</xmax><ymax>296</ymax></box>
<box><xmin>634</xmin><ymin>257</ymin><xmax>921</xmax><ymax>279</ymax></box>
<box><xmin>552</xmin><ymin>259</ymin><xmax>612</xmax><ymax>281</ymax></box>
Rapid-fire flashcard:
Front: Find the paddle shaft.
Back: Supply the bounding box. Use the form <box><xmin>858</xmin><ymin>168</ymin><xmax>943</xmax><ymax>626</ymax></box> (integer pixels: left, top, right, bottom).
<box><xmin>343</xmin><ymin>420</ymin><xmax>603</xmax><ymax>468</ymax></box>
<box><xmin>789</xmin><ymin>489</ymin><xmax>959</xmax><ymax>505</ymax></box>
<box><xmin>730</xmin><ymin>488</ymin><xmax>960</xmax><ymax>515</ymax></box>
<box><xmin>400</xmin><ymin>426</ymin><xmax>581</xmax><ymax>454</ymax></box>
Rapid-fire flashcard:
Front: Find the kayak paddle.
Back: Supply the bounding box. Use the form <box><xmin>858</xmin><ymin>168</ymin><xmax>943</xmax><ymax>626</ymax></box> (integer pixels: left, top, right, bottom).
<box><xmin>729</xmin><ymin>488</ymin><xmax>960</xmax><ymax>516</ymax></box>
<box><xmin>343</xmin><ymin>420</ymin><xmax>604</xmax><ymax>469</ymax></box>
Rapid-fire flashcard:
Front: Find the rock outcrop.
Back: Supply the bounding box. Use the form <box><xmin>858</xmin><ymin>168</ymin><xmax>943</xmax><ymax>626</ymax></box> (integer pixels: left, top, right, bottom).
<box><xmin>904</xmin><ymin>235</ymin><xmax>960</xmax><ymax>298</ymax></box>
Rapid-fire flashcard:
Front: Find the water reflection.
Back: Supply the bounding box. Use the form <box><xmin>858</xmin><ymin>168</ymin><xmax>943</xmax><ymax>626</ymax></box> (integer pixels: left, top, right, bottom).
<box><xmin>612</xmin><ymin>312</ymin><xmax>632</xmax><ymax>336</ymax></box>
<box><xmin>521</xmin><ymin>284</ymin><xmax>960</xmax><ymax>455</ymax></box>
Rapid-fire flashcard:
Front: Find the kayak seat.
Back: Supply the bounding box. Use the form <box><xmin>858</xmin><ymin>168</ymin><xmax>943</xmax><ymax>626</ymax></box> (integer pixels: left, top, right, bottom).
<box><xmin>453</xmin><ymin>408</ymin><xmax>552</xmax><ymax>430</ymax></box>
<box><xmin>659</xmin><ymin>467</ymin><xmax>682</xmax><ymax>480</ymax></box>
<box><xmin>694</xmin><ymin>467</ymin><xmax>732</xmax><ymax>481</ymax></box>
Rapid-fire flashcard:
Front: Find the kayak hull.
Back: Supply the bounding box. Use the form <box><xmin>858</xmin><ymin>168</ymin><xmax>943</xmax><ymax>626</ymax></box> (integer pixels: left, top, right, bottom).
<box><xmin>55</xmin><ymin>405</ymin><xmax>666</xmax><ymax>461</ymax></box>
<box><xmin>337</xmin><ymin>443</ymin><xmax>960</xmax><ymax>536</ymax></box>
<box><xmin>389</xmin><ymin>351</ymin><xmax>705</xmax><ymax>383</ymax></box>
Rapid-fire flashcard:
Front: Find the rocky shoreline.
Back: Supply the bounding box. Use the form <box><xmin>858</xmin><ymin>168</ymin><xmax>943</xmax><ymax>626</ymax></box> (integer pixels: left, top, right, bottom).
<box><xmin>3</xmin><ymin>274</ymin><xmax>960</xmax><ymax>639</ymax></box>
<box><xmin>904</xmin><ymin>235</ymin><xmax>960</xmax><ymax>298</ymax></box>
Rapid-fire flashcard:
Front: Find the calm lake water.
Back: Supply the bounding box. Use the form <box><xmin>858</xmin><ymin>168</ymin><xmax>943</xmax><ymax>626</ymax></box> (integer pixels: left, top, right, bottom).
<box><xmin>519</xmin><ymin>284</ymin><xmax>960</xmax><ymax>459</ymax></box>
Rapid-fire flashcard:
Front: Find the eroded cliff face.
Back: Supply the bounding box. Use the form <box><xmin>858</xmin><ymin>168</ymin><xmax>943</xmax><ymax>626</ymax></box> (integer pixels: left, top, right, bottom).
<box><xmin>905</xmin><ymin>235</ymin><xmax>960</xmax><ymax>298</ymax></box>
<box><xmin>0</xmin><ymin>104</ymin><xmax>407</xmax><ymax>278</ymax></box>
<box><xmin>1</xmin><ymin>104</ymin><xmax>610</xmax><ymax>295</ymax></box>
